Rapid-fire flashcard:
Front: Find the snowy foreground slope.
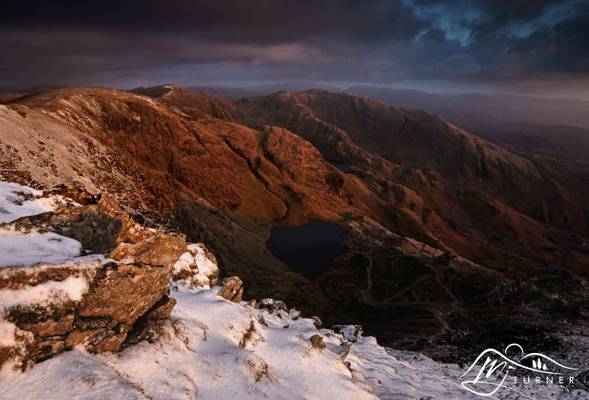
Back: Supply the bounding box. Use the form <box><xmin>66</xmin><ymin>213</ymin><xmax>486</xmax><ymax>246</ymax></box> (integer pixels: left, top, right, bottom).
<box><xmin>1</xmin><ymin>285</ymin><xmax>586</xmax><ymax>400</ymax></box>
<box><xmin>0</xmin><ymin>288</ymin><xmax>586</xmax><ymax>400</ymax></box>
<box><xmin>0</xmin><ymin>181</ymin><xmax>586</xmax><ymax>400</ymax></box>
<box><xmin>0</xmin><ymin>286</ymin><xmax>474</xmax><ymax>400</ymax></box>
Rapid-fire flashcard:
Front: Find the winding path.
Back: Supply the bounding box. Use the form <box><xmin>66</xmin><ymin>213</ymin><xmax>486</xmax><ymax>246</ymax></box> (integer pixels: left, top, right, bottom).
<box><xmin>359</xmin><ymin>247</ymin><xmax>376</xmax><ymax>304</ymax></box>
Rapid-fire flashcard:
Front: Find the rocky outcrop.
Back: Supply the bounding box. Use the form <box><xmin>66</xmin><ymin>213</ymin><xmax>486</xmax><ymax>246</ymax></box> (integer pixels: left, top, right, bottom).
<box><xmin>171</xmin><ymin>243</ymin><xmax>220</xmax><ymax>291</ymax></box>
<box><xmin>0</xmin><ymin>184</ymin><xmax>186</xmax><ymax>370</ymax></box>
<box><xmin>216</xmin><ymin>276</ymin><xmax>244</xmax><ymax>303</ymax></box>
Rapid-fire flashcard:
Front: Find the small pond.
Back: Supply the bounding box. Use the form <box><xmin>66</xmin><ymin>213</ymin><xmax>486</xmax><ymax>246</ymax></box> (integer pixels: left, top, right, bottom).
<box><xmin>266</xmin><ymin>220</ymin><xmax>345</xmax><ymax>278</ymax></box>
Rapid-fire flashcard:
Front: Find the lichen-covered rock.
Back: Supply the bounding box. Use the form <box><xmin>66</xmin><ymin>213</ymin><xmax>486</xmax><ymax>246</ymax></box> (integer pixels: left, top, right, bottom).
<box><xmin>109</xmin><ymin>233</ymin><xmax>186</xmax><ymax>267</ymax></box>
<box><xmin>76</xmin><ymin>262</ymin><xmax>175</xmax><ymax>325</ymax></box>
<box><xmin>0</xmin><ymin>182</ymin><xmax>186</xmax><ymax>371</ymax></box>
<box><xmin>216</xmin><ymin>276</ymin><xmax>244</xmax><ymax>302</ymax></box>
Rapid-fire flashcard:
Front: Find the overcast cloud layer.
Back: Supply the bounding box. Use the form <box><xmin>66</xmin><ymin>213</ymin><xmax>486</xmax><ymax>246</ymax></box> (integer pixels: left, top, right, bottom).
<box><xmin>1</xmin><ymin>0</ymin><xmax>588</xmax><ymax>97</ymax></box>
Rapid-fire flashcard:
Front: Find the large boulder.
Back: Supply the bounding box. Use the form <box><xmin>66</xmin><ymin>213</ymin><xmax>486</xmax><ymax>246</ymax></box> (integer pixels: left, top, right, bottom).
<box><xmin>0</xmin><ymin>184</ymin><xmax>186</xmax><ymax>370</ymax></box>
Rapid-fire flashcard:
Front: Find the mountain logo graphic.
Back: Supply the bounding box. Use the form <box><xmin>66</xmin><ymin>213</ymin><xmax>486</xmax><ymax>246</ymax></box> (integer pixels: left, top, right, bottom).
<box><xmin>460</xmin><ymin>343</ymin><xmax>578</xmax><ymax>398</ymax></box>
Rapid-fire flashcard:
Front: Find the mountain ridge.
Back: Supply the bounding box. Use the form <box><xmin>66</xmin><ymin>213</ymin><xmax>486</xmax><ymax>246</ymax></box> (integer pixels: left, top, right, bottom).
<box><xmin>2</xmin><ymin>84</ymin><xmax>588</xmax><ymax>359</ymax></box>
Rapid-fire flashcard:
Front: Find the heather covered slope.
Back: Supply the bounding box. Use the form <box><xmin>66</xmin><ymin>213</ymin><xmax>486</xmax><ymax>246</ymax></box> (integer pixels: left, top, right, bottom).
<box><xmin>347</xmin><ymin>86</ymin><xmax>589</xmax><ymax>159</ymax></box>
<box><xmin>2</xmin><ymin>87</ymin><xmax>381</xmax><ymax>224</ymax></box>
<box><xmin>131</xmin><ymin>84</ymin><xmax>240</xmax><ymax>121</ymax></box>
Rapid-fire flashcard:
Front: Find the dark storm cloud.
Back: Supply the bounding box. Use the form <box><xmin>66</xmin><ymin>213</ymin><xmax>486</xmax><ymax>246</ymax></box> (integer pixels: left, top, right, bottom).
<box><xmin>412</xmin><ymin>0</ymin><xmax>566</xmax><ymax>21</ymax></box>
<box><xmin>505</xmin><ymin>11</ymin><xmax>589</xmax><ymax>75</ymax></box>
<box><xmin>0</xmin><ymin>1</ymin><xmax>424</xmax><ymax>42</ymax></box>
<box><xmin>0</xmin><ymin>0</ymin><xmax>587</xmax><ymax>90</ymax></box>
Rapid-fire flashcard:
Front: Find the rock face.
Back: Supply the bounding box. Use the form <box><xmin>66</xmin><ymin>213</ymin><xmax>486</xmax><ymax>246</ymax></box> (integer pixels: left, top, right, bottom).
<box><xmin>0</xmin><ymin>184</ymin><xmax>186</xmax><ymax>370</ymax></box>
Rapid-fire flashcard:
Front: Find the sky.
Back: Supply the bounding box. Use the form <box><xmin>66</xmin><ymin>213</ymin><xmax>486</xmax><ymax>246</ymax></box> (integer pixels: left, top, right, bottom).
<box><xmin>1</xmin><ymin>0</ymin><xmax>588</xmax><ymax>98</ymax></box>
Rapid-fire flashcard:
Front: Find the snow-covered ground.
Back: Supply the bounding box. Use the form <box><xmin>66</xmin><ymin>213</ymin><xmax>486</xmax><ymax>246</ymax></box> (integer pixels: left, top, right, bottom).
<box><xmin>0</xmin><ymin>181</ymin><xmax>86</xmax><ymax>268</ymax></box>
<box><xmin>1</xmin><ymin>181</ymin><xmax>586</xmax><ymax>399</ymax></box>
<box><xmin>1</xmin><ymin>283</ymin><xmax>584</xmax><ymax>400</ymax></box>
<box><xmin>0</xmin><ymin>229</ymin><xmax>83</xmax><ymax>267</ymax></box>
<box><xmin>0</xmin><ymin>182</ymin><xmax>57</xmax><ymax>224</ymax></box>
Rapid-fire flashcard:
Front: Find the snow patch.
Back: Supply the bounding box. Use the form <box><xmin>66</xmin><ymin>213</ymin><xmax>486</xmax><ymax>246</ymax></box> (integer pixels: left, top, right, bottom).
<box><xmin>0</xmin><ymin>320</ymin><xmax>17</xmax><ymax>347</ymax></box>
<box><xmin>0</xmin><ymin>350</ymin><xmax>148</xmax><ymax>399</ymax></box>
<box><xmin>93</xmin><ymin>290</ymin><xmax>378</xmax><ymax>400</ymax></box>
<box><xmin>0</xmin><ymin>276</ymin><xmax>89</xmax><ymax>310</ymax></box>
<box><xmin>0</xmin><ymin>181</ymin><xmax>58</xmax><ymax>224</ymax></box>
<box><xmin>0</xmin><ymin>229</ymin><xmax>82</xmax><ymax>267</ymax></box>
<box><xmin>0</xmin><ymin>181</ymin><xmax>84</xmax><ymax>267</ymax></box>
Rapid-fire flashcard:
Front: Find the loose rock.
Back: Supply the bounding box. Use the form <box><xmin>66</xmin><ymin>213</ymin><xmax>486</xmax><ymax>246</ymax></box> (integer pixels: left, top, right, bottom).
<box><xmin>216</xmin><ymin>276</ymin><xmax>244</xmax><ymax>303</ymax></box>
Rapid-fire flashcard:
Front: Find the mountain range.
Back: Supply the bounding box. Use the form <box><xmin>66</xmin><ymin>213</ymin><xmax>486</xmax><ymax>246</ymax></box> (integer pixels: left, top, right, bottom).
<box><xmin>346</xmin><ymin>86</ymin><xmax>589</xmax><ymax>159</ymax></box>
<box><xmin>193</xmin><ymin>84</ymin><xmax>589</xmax><ymax>159</ymax></box>
<box><xmin>1</xmin><ymin>84</ymin><xmax>588</xmax><ymax>361</ymax></box>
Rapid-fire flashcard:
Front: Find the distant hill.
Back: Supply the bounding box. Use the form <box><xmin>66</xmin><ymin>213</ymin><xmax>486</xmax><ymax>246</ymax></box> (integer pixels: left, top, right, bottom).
<box><xmin>347</xmin><ymin>86</ymin><xmax>589</xmax><ymax>158</ymax></box>
<box><xmin>475</xmin><ymin>123</ymin><xmax>589</xmax><ymax>159</ymax></box>
<box><xmin>189</xmin><ymin>82</ymin><xmax>341</xmax><ymax>101</ymax></box>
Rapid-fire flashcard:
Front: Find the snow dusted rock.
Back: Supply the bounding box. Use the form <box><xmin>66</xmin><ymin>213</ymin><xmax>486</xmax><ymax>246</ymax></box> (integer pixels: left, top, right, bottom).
<box><xmin>0</xmin><ymin>261</ymin><xmax>99</xmax><ymax>369</ymax></box>
<box><xmin>333</xmin><ymin>325</ymin><xmax>364</xmax><ymax>343</ymax></box>
<box><xmin>0</xmin><ymin>181</ymin><xmax>185</xmax><ymax>371</ymax></box>
<box><xmin>309</xmin><ymin>334</ymin><xmax>326</xmax><ymax>349</ymax></box>
<box><xmin>171</xmin><ymin>243</ymin><xmax>219</xmax><ymax>291</ymax></box>
<box><xmin>259</xmin><ymin>298</ymin><xmax>287</xmax><ymax>313</ymax></box>
<box><xmin>216</xmin><ymin>276</ymin><xmax>244</xmax><ymax>302</ymax></box>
